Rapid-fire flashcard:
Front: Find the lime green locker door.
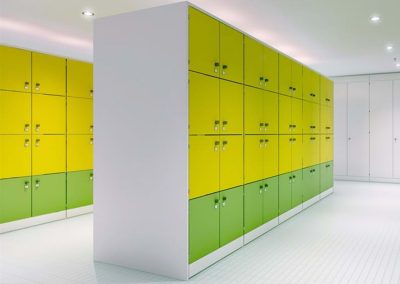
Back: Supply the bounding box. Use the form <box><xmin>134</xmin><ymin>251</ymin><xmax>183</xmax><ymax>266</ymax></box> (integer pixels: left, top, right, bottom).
<box><xmin>291</xmin><ymin>135</ymin><xmax>303</xmax><ymax>171</ymax></box>
<box><xmin>244</xmin><ymin>181</ymin><xmax>263</xmax><ymax>233</ymax></box>
<box><xmin>0</xmin><ymin>91</ymin><xmax>31</xmax><ymax>134</ymax></box>
<box><xmin>0</xmin><ymin>177</ymin><xmax>31</xmax><ymax>224</ymax></box>
<box><xmin>302</xmin><ymin>167</ymin><xmax>313</xmax><ymax>201</ymax></box>
<box><xmin>291</xmin><ymin>169</ymin><xmax>303</xmax><ymax>208</ymax></box>
<box><xmin>263</xmin><ymin>91</ymin><xmax>279</xmax><ymax>134</ymax></box>
<box><xmin>263</xmin><ymin>135</ymin><xmax>278</xmax><ymax>179</ymax></box>
<box><xmin>244</xmin><ymin>86</ymin><xmax>263</xmax><ymax>134</ymax></box>
<box><xmin>0</xmin><ymin>135</ymin><xmax>31</xmax><ymax>179</ymax></box>
<box><xmin>189</xmin><ymin>72</ymin><xmax>220</xmax><ymax>135</ymax></box>
<box><xmin>32</xmin><ymin>94</ymin><xmax>66</xmax><ymax>134</ymax></box>
<box><xmin>244</xmin><ymin>135</ymin><xmax>264</xmax><ymax>183</ymax></box>
<box><xmin>0</xmin><ymin>46</ymin><xmax>31</xmax><ymax>92</ymax></box>
<box><xmin>279</xmin><ymin>54</ymin><xmax>291</xmax><ymax>96</ymax></box>
<box><xmin>32</xmin><ymin>135</ymin><xmax>66</xmax><ymax>175</ymax></box>
<box><xmin>220</xmin><ymin>80</ymin><xmax>243</xmax><ymax>135</ymax></box>
<box><xmin>326</xmin><ymin>161</ymin><xmax>334</xmax><ymax>189</ymax></box>
<box><xmin>32</xmin><ymin>173</ymin><xmax>66</xmax><ymax>217</ymax></box>
<box><xmin>67</xmin><ymin>59</ymin><xmax>93</xmax><ymax>98</ymax></box>
<box><xmin>67</xmin><ymin>97</ymin><xmax>93</xmax><ymax>134</ymax></box>
<box><xmin>278</xmin><ymin>173</ymin><xmax>292</xmax><ymax>214</ymax></box>
<box><xmin>311</xmin><ymin>166</ymin><xmax>320</xmax><ymax>197</ymax></box>
<box><xmin>279</xmin><ymin>95</ymin><xmax>292</xmax><ymax>134</ymax></box>
<box><xmin>220</xmin><ymin>23</ymin><xmax>243</xmax><ymax>83</ymax></box>
<box><xmin>189</xmin><ymin>7</ymin><xmax>219</xmax><ymax>77</ymax></box>
<box><xmin>67</xmin><ymin>170</ymin><xmax>93</xmax><ymax>209</ymax></box>
<box><xmin>291</xmin><ymin>98</ymin><xmax>303</xmax><ymax>134</ymax></box>
<box><xmin>220</xmin><ymin>186</ymin><xmax>244</xmax><ymax>246</ymax></box>
<box><xmin>263</xmin><ymin>46</ymin><xmax>278</xmax><ymax>92</ymax></box>
<box><xmin>220</xmin><ymin>135</ymin><xmax>243</xmax><ymax>190</ymax></box>
<box><xmin>244</xmin><ymin>36</ymin><xmax>264</xmax><ymax>88</ymax></box>
<box><xmin>262</xmin><ymin>176</ymin><xmax>278</xmax><ymax>223</ymax></box>
<box><xmin>291</xmin><ymin>61</ymin><xmax>303</xmax><ymax>99</ymax></box>
<box><xmin>279</xmin><ymin>135</ymin><xmax>292</xmax><ymax>174</ymax></box>
<box><xmin>189</xmin><ymin>193</ymin><xmax>220</xmax><ymax>263</ymax></box>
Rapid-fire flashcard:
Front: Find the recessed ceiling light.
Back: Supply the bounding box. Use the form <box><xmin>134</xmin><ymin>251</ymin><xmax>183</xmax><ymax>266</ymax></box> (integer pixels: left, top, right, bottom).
<box><xmin>370</xmin><ymin>15</ymin><xmax>381</xmax><ymax>23</ymax></box>
<box><xmin>396</xmin><ymin>63</ymin><xmax>400</xmax><ymax>68</ymax></box>
<box><xmin>386</xmin><ymin>45</ymin><xmax>394</xmax><ymax>51</ymax></box>
<box><xmin>82</xmin><ymin>10</ymin><xmax>95</xmax><ymax>17</ymax></box>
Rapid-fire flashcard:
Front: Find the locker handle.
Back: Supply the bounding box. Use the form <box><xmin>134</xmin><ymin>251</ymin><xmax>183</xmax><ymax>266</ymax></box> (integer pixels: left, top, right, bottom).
<box><xmin>24</xmin><ymin>82</ymin><xmax>30</xmax><ymax>90</ymax></box>
<box><xmin>214</xmin><ymin>62</ymin><xmax>220</xmax><ymax>73</ymax></box>
<box><xmin>292</xmin><ymin>125</ymin><xmax>296</xmax><ymax>128</ymax></box>
<box><xmin>89</xmin><ymin>173</ymin><xmax>94</xmax><ymax>181</ymax></box>
<box><xmin>35</xmin><ymin>180</ymin><xmax>40</xmax><ymax>189</ymax></box>
<box><xmin>222</xmin><ymin>121</ymin><xmax>228</xmax><ymax>131</ymax></box>
<box><xmin>265</xmin><ymin>139</ymin><xmax>269</xmax><ymax>143</ymax></box>
<box><xmin>222</xmin><ymin>65</ymin><xmax>228</xmax><ymax>75</ymax></box>
<box><xmin>222</xmin><ymin>140</ymin><xmax>228</xmax><ymax>151</ymax></box>
<box><xmin>325</xmin><ymin>98</ymin><xmax>330</xmax><ymax>102</ymax></box>
<box><xmin>289</xmin><ymin>86</ymin><xmax>293</xmax><ymax>90</ymax></box>
<box><xmin>259</xmin><ymin>185</ymin><xmax>263</xmax><ymax>194</ymax></box>
<box><xmin>310</xmin><ymin>125</ymin><xmax>316</xmax><ymax>129</ymax></box>
<box><xmin>214</xmin><ymin>141</ymin><xmax>220</xmax><ymax>152</ymax></box>
<box><xmin>264</xmin><ymin>184</ymin><xmax>269</xmax><ymax>191</ymax></box>
<box><xmin>310</xmin><ymin>93</ymin><xmax>316</xmax><ymax>97</ymax></box>
<box><xmin>264</xmin><ymin>78</ymin><xmax>269</xmax><ymax>86</ymax></box>
<box><xmin>326</xmin><ymin>165</ymin><xmax>331</xmax><ymax>168</ymax></box>
<box><xmin>214</xmin><ymin>120</ymin><xmax>220</xmax><ymax>131</ymax></box>
<box><xmin>293</xmin><ymin>87</ymin><xmax>296</xmax><ymax>91</ymax></box>
<box><xmin>24</xmin><ymin>124</ymin><xmax>30</xmax><ymax>132</ymax></box>
<box><xmin>222</xmin><ymin>196</ymin><xmax>227</xmax><ymax>207</ymax></box>
<box><xmin>214</xmin><ymin>199</ymin><xmax>219</xmax><ymax>209</ymax></box>
<box><xmin>35</xmin><ymin>124</ymin><xmax>41</xmax><ymax>132</ymax></box>
<box><xmin>310</xmin><ymin>137</ymin><xmax>316</xmax><ymax>141</ymax></box>
<box><xmin>35</xmin><ymin>83</ymin><xmax>40</xmax><ymax>91</ymax></box>
<box><xmin>24</xmin><ymin>181</ymin><xmax>30</xmax><ymax>190</ymax></box>
<box><xmin>326</xmin><ymin>127</ymin><xmax>331</xmax><ymax>129</ymax></box>
<box><xmin>90</xmin><ymin>90</ymin><xmax>94</xmax><ymax>97</ymax></box>
<box><xmin>24</xmin><ymin>139</ymin><xmax>30</xmax><ymax>148</ymax></box>
<box><xmin>259</xmin><ymin>122</ymin><xmax>265</xmax><ymax>130</ymax></box>
<box><xmin>325</xmin><ymin>136</ymin><xmax>331</xmax><ymax>140</ymax></box>
<box><xmin>259</xmin><ymin>139</ymin><xmax>264</xmax><ymax>147</ymax></box>
<box><xmin>90</xmin><ymin>138</ymin><xmax>94</xmax><ymax>145</ymax></box>
<box><xmin>292</xmin><ymin>138</ymin><xmax>297</xmax><ymax>142</ymax></box>
<box><xmin>264</xmin><ymin>122</ymin><xmax>269</xmax><ymax>127</ymax></box>
<box><xmin>289</xmin><ymin>176</ymin><xmax>292</xmax><ymax>183</ymax></box>
<box><xmin>292</xmin><ymin>175</ymin><xmax>296</xmax><ymax>183</ymax></box>
<box><xmin>35</xmin><ymin>139</ymin><xmax>40</xmax><ymax>147</ymax></box>
<box><xmin>259</xmin><ymin>77</ymin><xmax>264</xmax><ymax>85</ymax></box>
<box><xmin>90</xmin><ymin>125</ymin><xmax>94</xmax><ymax>132</ymax></box>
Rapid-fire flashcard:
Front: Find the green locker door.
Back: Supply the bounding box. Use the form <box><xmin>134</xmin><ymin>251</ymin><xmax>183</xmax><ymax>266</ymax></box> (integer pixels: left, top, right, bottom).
<box><xmin>32</xmin><ymin>173</ymin><xmax>66</xmax><ymax>217</ymax></box>
<box><xmin>244</xmin><ymin>36</ymin><xmax>264</xmax><ymax>88</ymax></box>
<box><xmin>291</xmin><ymin>169</ymin><xmax>303</xmax><ymax>208</ymax></box>
<box><xmin>67</xmin><ymin>170</ymin><xmax>93</xmax><ymax>209</ymax></box>
<box><xmin>0</xmin><ymin>177</ymin><xmax>31</xmax><ymax>224</ymax></box>
<box><xmin>311</xmin><ymin>166</ymin><xmax>320</xmax><ymax>198</ymax></box>
<box><xmin>302</xmin><ymin>167</ymin><xmax>313</xmax><ymax>202</ymax></box>
<box><xmin>244</xmin><ymin>181</ymin><xmax>263</xmax><ymax>233</ymax></box>
<box><xmin>320</xmin><ymin>162</ymin><xmax>328</xmax><ymax>193</ymax></box>
<box><xmin>189</xmin><ymin>193</ymin><xmax>220</xmax><ymax>263</ymax></box>
<box><xmin>220</xmin><ymin>186</ymin><xmax>244</xmax><ymax>246</ymax></box>
<box><xmin>278</xmin><ymin>173</ymin><xmax>292</xmax><ymax>214</ymax></box>
<box><xmin>262</xmin><ymin>176</ymin><xmax>279</xmax><ymax>223</ymax></box>
<box><xmin>220</xmin><ymin>23</ymin><xmax>243</xmax><ymax>83</ymax></box>
<box><xmin>325</xmin><ymin>161</ymin><xmax>334</xmax><ymax>189</ymax></box>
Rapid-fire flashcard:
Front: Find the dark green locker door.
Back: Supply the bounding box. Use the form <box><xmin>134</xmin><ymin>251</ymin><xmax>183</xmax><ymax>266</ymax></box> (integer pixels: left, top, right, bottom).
<box><xmin>244</xmin><ymin>181</ymin><xmax>263</xmax><ymax>233</ymax></box>
<box><xmin>0</xmin><ymin>177</ymin><xmax>31</xmax><ymax>223</ymax></box>
<box><xmin>32</xmin><ymin>173</ymin><xmax>66</xmax><ymax>217</ymax></box>
<box><xmin>262</xmin><ymin>176</ymin><xmax>278</xmax><ymax>223</ymax></box>
<box><xmin>291</xmin><ymin>169</ymin><xmax>303</xmax><ymax>208</ymax></box>
<box><xmin>189</xmin><ymin>193</ymin><xmax>220</xmax><ymax>263</ymax></box>
<box><xmin>278</xmin><ymin>173</ymin><xmax>292</xmax><ymax>214</ymax></box>
<box><xmin>220</xmin><ymin>186</ymin><xmax>243</xmax><ymax>247</ymax></box>
<box><xmin>67</xmin><ymin>170</ymin><xmax>93</xmax><ymax>209</ymax></box>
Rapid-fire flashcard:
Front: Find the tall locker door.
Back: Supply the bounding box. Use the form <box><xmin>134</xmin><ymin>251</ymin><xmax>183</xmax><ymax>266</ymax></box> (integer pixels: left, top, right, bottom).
<box><xmin>244</xmin><ymin>36</ymin><xmax>264</xmax><ymax>88</ymax></box>
<box><xmin>303</xmin><ymin>67</ymin><xmax>314</xmax><ymax>102</ymax></box>
<box><xmin>320</xmin><ymin>135</ymin><xmax>333</xmax><ymax>163</ymax></box>
<box><xmin>32</xmin><ymin>52</ymin><xmax>66</xmax><ymax>96</ymax></box>
<box><xmin>303</xmin><ymin>135</ymin><xmax>314</xmax><ymax>168</ymax></box>
<box><xmin>220</xmin><ymin>24</ymin><xmax>243</xmax><ymax>83</ymax></box>
<box><xmin>291</xmin><ymin>135</ymin><xmax>303</xmax><ymax>171</ymax></box>
<box><xmin>263</xmin><ymin>91</ymin><xmax>279</xmax><ymax>134</ymax></box>
<box><xmin>0</xmin><ymin>91</ymin><xmax>31</xmax><ymax>134</ymax></box>
<box><xmin>262</xmin><ymin>176</ymin><xmax>278</xmax><ymax>223</ymax></box>
<box><xmin>394</xmin><ymin>80</ymin><xmax>400</xmax><ymax>178</ymax></box>
<box><xmin>320</xmin><ymin>105</ymin><xmax>331</xmax><ymax>133</ymax></box>
<box><xmin>291</xmin><ymin>61</ymin><xmax>303</xmax><ymax>99</ymax></box>
<box><xmin>32</xmin><ymin>94</ymin><xmax>66</xmax><ymax>134</ymax></box>
<box><xmin>278</xmin><ymin>173</ymin><xmax>292</xmax><ymax>214</ymax></box>
<box><xmin>244</xmin><ymin>86</ymin><xmax>264</xmax><ymax>134</ymax></box>
<box><xmin>244</xmin><ymin>135</ymin><xmax>264</xmax><ymax>183</ymax></box>
<box><xmin>263</xmin><ymin>135</ymin><xmax>278</xmax><ymax>178</ymax></box>
<box><xmin>303</xmin><ymin>101</ymin><xmax>313</xmax><ymax>134</ymax></box>
<box><xmin>189</xmin><ymin>7</ymin><xmax>219</xmax><ymax>77</ymax></box>
<box><xmin>279</xmin><ymin>95</ymin><xmax>292</xmax><ymax>134</ymax></box>
<box><xmin>67</xmin><ymin>59</ymin><xmax>93</xmax><ymax>98</ymax></box>
<box><xmin>0</xmin><ymin>46</ymin><xmax>31</xmax><ymax>92</ymax></box>
<box><xmin>0</xmin><ymin>135</ymin><xmax>31</xmax><ymax>179</ymax></box>
<box><xmin>67</xmin><ymin>135</ymin><xmax>93</xmax><ymax>172</ymax></box>
<box><xmin>291</xmin><ymin>169</ymin><xmax>303</xmax><ymax>208</ymax></box>
<box><xmin>189</xmin><ymin>193</ymin><xmax>220</xmax><ymax>263</ymax></box>
<box><xmin>291</xmin><ymin>98</ymin><xmax>303</xmax><ymax>134</ymax></box>
<box><xmin>189</xmin><ymin>72</ymin><xmax>220</xmax><ymax>135</ymax></box>
<box><xmin>220</xmin><ymin>80</ymin><xmax>243</xmax><ymax>135</ymax></box>
<box><xmin>347</xmin><ymin>81</ymin><xmax>370</xmax><ymax>177</ymax></box>
<box><xmin>189</xmin><ymin>136</ymin><xmax>220</xmax><ymax>199</ymax></box>
<box><xmin>262</xmin><ymin>46</ymin><xmax>278</xmax><ymax>92</ymax></box>
<box><xmin>67</xmin><ymin>97</ymin><xmax>93</xmax><ymax>134</ymax></box>
<box><xmin>302</xmin><ymin>167</ymin><xmax>312</xmax><ymax>201</ymax></box>
<box><xmin>312</xmin><ymin>103</ymin><xmax>320</xmax><ymax>134</ymax></box>
<box><xmin>244</xmin><ymin>181</ymin><xmax>263</xmax><ymax>233</ymax></box>
<box><xmin>370</xmin><ymin>80</ymin><xmax>393</xmax><ymax>178</ymax></box>
<box><xmin>334</xmin><ymin>82</ymin><xmax>348</xmax><ymax>176</ymax></box>
<box><xmin>32</xmin><ymin>135</ymin><xmax>66</xmax><ymax>175</ymax></box>
<box><xmin>311</xmin><ymin>166</ymin><xmax>320</xmax><ymax>197</ymax></box>
<box><xmin>279</xmin><ymin>135</ymin><xmax>292</xmax><ymax>174</ymax></box>
<box><xmin>220</xmin><ymin>135</ymin><xmax>243</xmax><ymax>190</ymax></box>
<box><xmin>278</xmin><ymin>54</ymin><xmax>292</xmax><ymax>96</ymax></box>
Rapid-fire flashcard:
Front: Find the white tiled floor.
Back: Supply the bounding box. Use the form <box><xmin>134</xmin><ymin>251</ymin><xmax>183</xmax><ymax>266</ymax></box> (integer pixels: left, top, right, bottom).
<box><xmin>1</xmin><ymin>181</ymin><xmax>400</xmax><ymax>284</ymax></box>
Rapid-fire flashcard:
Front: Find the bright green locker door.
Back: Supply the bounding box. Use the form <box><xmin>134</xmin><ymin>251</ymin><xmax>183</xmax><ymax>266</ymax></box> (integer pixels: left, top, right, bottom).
<box><xmin>189</xmin><ymin>7</ymin><xmax>220</xmax><ymax>77</ymax></box>
<box><xmin>32</xmin><ymin>173</ymin><xmax>66</xmax><ymax>217</ymax></box>
<box><xmin>244</xmin><ymin>86</ymin><xmax>264</xmax><ymax>134</ymax></box>
<box><xmin>291</xmin><ymin>169</ymin><xmax>303</xmax><ymax>208</ymax></box>
<box><xmin>0</xmin><ymin>177</ymin><xmax>31</xmax><ymax>224</ymax></box>
<box><xmin>220</xmin><ymin>23</ymin><xmax>243</xmax><ymax>83</ymax></box>
<box><xmin>278</xmin><ymin>54</ymin><xmax>292</xmax><ymax>96</ymax></box>
<box><xmin>279</xmin><ymin>95</ymin><xmax>292</xmax><ymax>134</ymax></box>
<box><xmin>220</xmin><ymin>80</ymin><xmax>243</xmax><ymax>135</ymax></box>
<box><xmin>244</xmin><ymin>36</ymin><xmax>264</xmax><ymax>88</ymax></box>
<box><xmin>278</xmin><ymin>172</ymin><xmax>292</xmax><ymax>214</ymax></box>
<box><xmin>262</xmin><ymin>176</ymin><xmax>279</xmax><ymax>223</ymax></box>
<box><xmin>220</xmin><ymin>186</ymin><xmax>244</xmax><ymax>246</ymax></box>
<box><xmin>263</xmin><ymin>46</ymin><xmax>278</xmax><ymax>93</ymax></box>
<box><xmin>244</xmin><ymin>181</ymin><xmax>263</xmax><ymax>233</ymax></box>
<box><xmin>302</xmin><ymin>167</ymin><xmax>313</xmax><ymax>202</ymax></box>
<box><xmin>189</xmin><ymin>193</ymin><xmax>220</xmax><ymax>263</ymax></box>
<box><xmin>67</xmin><ymin>170</ymin><xmax>93</xmax><ymax>209</ymax></box>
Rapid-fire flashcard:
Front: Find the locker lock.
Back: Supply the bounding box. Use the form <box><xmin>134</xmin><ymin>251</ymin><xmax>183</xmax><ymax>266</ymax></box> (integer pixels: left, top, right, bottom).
<box><xmin>90</xmin><ymin>138</ymin><xmax>94</xmax><ymax>145</ymax></box>
<box><xmin>24</xmin><ymin>82</ymin><xmax>30</xmax><ymax>90</ymax></box>
<box><xmin>90</xmin><ymin>125</ymin><xmax>94</xmax><ymax>132</ymax></box>
<box><xmin>259</xmin><ymin>185</ymin><xmax>263</xmax><ymax>194</ymax></box>
<box><xmin>35</xmin><ymin>139</ymin><xmax>40</xmax><ymax>147</ymax></box>
<box><xmin>35</xmin><ymin>83</ymin><xmax>40</xmax><ymax>91</ymax></box>
<box><xmin>214</xmin><ymin>62</ymin><xmax>220</xmax><ymax>73</ymax></box>
<box><xmin>24</xmin><ymin>124</ymin><xmax>30</xmax><ymax>132</ymax></box>
<box><xmin>222</xmin><ymin>196</ymin><xmax>227</xmax><ymax>207</ymax></box>
<box><xmin>89</xmin><ymin>173</ymin><xmax>94</xmax><ymax>181</ymax></box>
<box><xmin>264</xmin><ymin>78</ymin><xmax>269</xmax><ymax>86</ymax></box>
<box><xmin>214</xmin><ymin>120</ymin><xmax>220</xmax><ymax>131</ymax></box>
<box><xmin>35</xmin><ymin>124</ymin><xmax>41</xmax><ymax>132</ymax></box>
<box><xmin>259</xmin><ymin>122</ymin><xmax>265</xmax><ymax>131</ymax></box>
<box><xmin>24</xmin><ymin>139</ymin><xmax>30</xmax><ymax>148</ymax></box>
<box><xmin>222</xmin><ymin>65</ymin><xmax>228</xmax><ymax>75</ymax></box>
<box><xmin>213</xmin><ymin>141</ymin><xmax>220</xmax><ymax>152</ymax></box>
<box><xmin>264</xmin><ymin>184</ymin><xmax>269</xmax><ymax>192</ymax></box>
<box><xmin>222</xmin><ymin>121</ymin><xmax>228</xmax><ymax>131</ymax></box>
<box><xmin>259</xmin><ymin>77</ymin><xmax>264</xmax><ymax>85</ymax></box>
<box><xmin>35</xmin><ymin>180</ymin><xmax>40</xmax><ymax>189</ymax></box>
<box><xmin>222</xmin><ymin>141</ymin><xmax>228</xmax><ymax>151</ymax></box>
<box><xmin>214</xmin><ymin>199</ymin><xmax>219</xmax><ymax>209</ymax></box>
<box><xmin>24</xmin><ymin>181</ymin><xmax>30</xmax><ymax>190</ymax></box>
<box><xmin>90</xmin><ymin>90</ymin><xmax>94</xmax><ymax>97</ymax></box>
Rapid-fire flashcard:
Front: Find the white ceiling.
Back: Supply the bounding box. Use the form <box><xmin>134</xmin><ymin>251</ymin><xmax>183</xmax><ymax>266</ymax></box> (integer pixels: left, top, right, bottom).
<box><xmin>1</xmin><ymin>0</ymin><xmax>399</xmax><ymax>76</ymax></box>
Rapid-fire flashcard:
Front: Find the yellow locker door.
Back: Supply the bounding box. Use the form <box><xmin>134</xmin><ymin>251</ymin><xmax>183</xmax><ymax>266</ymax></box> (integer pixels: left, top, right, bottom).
<box><xmin>32</xmin><ymin>52</ymin><xmax>66</xmax><ymax>96</ymax></box>
<box><xmin>189</xmin><ymin>136</ymin><xmax>220</xmax><ymax>199</ymax></box>
<box><xmin>67</xmin><ymin>135</ymin><xmax>93</xmax><ymax>171</ymax></box>
<box><xmin>220</xmin><ymin>135</ymin><xmax>243</xmax><ymax>190</ymax></box>
<box><xmin>311</xmin><ymin>102</ymin><xmax>320</xmax><ymax>134</ymax></box>
<box><xmin>303</xmin><ymin>101</ymin><xmax>313</xmax><ymax>134</ymax></box>
<box><xmin>313</xmin><ymin>73</ymin><xmax>321</xmax><ymax>103</ymax></box>
<box><xmin>189</xmin><ymin>7</ymin><xmax>220</xmax><ymax>77</ymax></box>
<box><xmin>0</xmin><ymin>135</ymin><xmax>31</xmax><ymax>179</ymax></box>
<box><xmin>320</xmin><ymin>105</ymin><xmax>331</xmax><ymax>134</ymax></box>
<box><xmin>263</xmin><ymin>46</ymin><xmax>278</xmax><ymax>93</ymax></box>
<box><xmin>189</xmin><ymin>72</ymin><xmax>220</xmax><ymax>135</ymax></box>
<box><xmin>32</xmin><ymin>94</ymin><xmax>66</xmax><ymax>134</ymax></box>
<box><xmin>291</xmin><ymin>98</ymin><xmax>303</xmax><ymax>134</ymax></box>
<box><xmin>32</xmin><ymin>135</ymin><xmax>66</xmax><ymax>175</ymax></box>
<box><xmin>67</xmin><ymin>97</ymin><xmax>93</xmax><ymax>134</ymax></box>
<box><xmin>244</xmin><ymin>86</ymin><xmax>264</xmax><ymax>134</ymax></box>
<box><xmin>320</xmin><ymin>76</ymin><xmax>327</xmax><ymax>105</ymax></box>
<box><xmin>279</xmin><ymin>95</ymin><xmax>292</xmax><ymax>134</ymax></box>
<box><xmin>67</xmin><ymin>59</ymin><xmax>93</xmax><ymax>98</ymax></box>
<box><xmin>244</xmin><ymin>36</ymin><xmax>264</xmax><ymax>88</ymax></box>
<box><xmin>263</xmin><ymin>135</ymin><xmax>278</xmax><ymax>178</ymax></box>
<box><xmin>327</xmin><ymin>79</ymin><xmax>334</xmax><ymax>106</ymax></box>
<box><xmin>303</xmin><ymin>66</ymin><xmax>315</xmax><ymax>102</ymax></box>
<box><xmin>0</xmin><ymin>91</ymin><xmax>31</xmax><ymax>134</ymax></box>
<box><xmin>291</xmin><ymin>61</ymin><xmax>303</xmax><ymax>99</ymax></box>
<box><xmin>291</xmin><ymin>135</ymin><xmax>303</xmax><ymax>171</ymax></box>
<box><xmin>0</xmin><ymin>46</ymin><xmax>31</xmax><ymax>92</ymax></box>
<box><xmin>279</xmin><ymin>135</ymin><xmax>292</xmax><ymax>174</ymax></box>
<box><xmin>220</xmin><ymin>80</ymin><xmax>243</xmax><ymax>135</ymax></box>
<box><xmin>313</xmin><ymin>135</ymin><xmax>321</xmax><ymax>165</ymax></box>
<box><xmin>220</xmin><ymin>23</ymin><xmax>243</xmax><ymax>83</ymax></box>
<box><xmin>327</xmin><ymin>106</ymin><xmax>333</xmax><ymax>134</ymax></box>
<box><xmin>244</xmin><ymin>135</ymin><xmax>264</xmax><ymax>183</ymax></box>
<box><xmin>320</xmin><ymin>135</ymin><xmax>333</xmax><ymax>162</ymax></box>
<box><xmin>278</xmin><ymin>54</ymin><xmax>291</xmax><ymax>96</ymax></box>
<box><xmin>263</xmin><ymin>91</ymin><xmax>279</xmax><ymax>134</ymax></box>
<box><xmin>303</xmin><ymin>135</ymin><xmax>314</xmax><ymax>168</ymax></box>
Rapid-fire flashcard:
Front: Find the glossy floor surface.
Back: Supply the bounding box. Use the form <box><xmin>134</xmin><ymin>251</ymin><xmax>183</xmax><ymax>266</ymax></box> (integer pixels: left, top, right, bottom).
<box><xmin>1</xmin><ymin>181</ymin><xmax>400</xmax><ymax>283</ymax></box>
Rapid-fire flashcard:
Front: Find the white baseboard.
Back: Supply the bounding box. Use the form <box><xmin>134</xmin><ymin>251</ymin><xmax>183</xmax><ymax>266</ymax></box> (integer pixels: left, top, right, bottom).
<box><xmin>66</xmin><ymin>205</ymin><xmax>93</xmax><ymax>218</ymax></box>
<box><xmin>189</xmin><ymin>236</ymin><xmax>243</xmax><ymax>278</ymax></box>
<box><xmin>244</xmin><ymin>217</ymin><xmax>279</xmax><ymax>245</ymax></box>
<box><xmin>369</xmin><ymin>177</ymin><xmax>400</xmax><ymax>183</ymax></box>
<box><xmin>278</xmin><ymin>204</ymin><xmax>303</xmax><ymax>224</ymax></box>
<box><xmin>303</xmin><ymin>195</ymin><xmax>320</xmax><ymax>210</ymax></box>
<box><xmin>0</xmin><ymin>211</ymin><xmax>66</xmax><ymax>234</ymax></box>
<box><xmin>335</xmin><ymin>176</ymin><xmax>369</xmax><ymax>182</ymax></box>
<box><xmin>320</xmin><ymin>187</ymin><xmax>334</xmax><ymax>199</ymax></box>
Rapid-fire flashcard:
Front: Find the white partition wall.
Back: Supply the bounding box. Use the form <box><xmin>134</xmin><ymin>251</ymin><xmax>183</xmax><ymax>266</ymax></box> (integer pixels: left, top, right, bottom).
<box><xmin>394</xmin><ymin>80</ymin><xmax>400</xmax><ymax>178</ymax></box>
<box><xmin>334</xmin><ymin>82</ymin><xmax>348</xmax><ymax>176</ymax></box>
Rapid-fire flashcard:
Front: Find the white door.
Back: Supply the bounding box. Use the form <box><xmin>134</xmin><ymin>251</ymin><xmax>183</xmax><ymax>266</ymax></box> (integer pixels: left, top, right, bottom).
<box><xmin>334</xmin><ymin>82</ymin><xmax>348</xmax><ymax>176</ymax></box>
<box><xmin>347</xmin><ymin>81</ymin><xmax>370</xmax><ymax>177</ymax></box>
<box><xmin>394</xmin><ymin>80</ymin><xmax>400</xmax><ymax>178</ymax></box>
<box><xmin>369</xmin><ymin>80</ymin><xmax>393</xmax><ymax>178</ymax></box>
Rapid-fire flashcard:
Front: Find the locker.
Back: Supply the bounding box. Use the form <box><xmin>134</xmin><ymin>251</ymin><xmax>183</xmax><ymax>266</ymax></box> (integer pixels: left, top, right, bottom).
<box><xmin>320</xmin><ymin>161</ymin><xmax>333</xmax><ymax>192</ymax></box>
<box><xmin>320</xmin><ymin>135</ymin><xmax>333</xmax><ymax>163</ymax></box>
<box><xmin>32</xmin><ymin>135</ymin><xmax>66</xmax><ymax>175</ymax></box>
<box><xmin>220</xmin><ymin>23</ymin><xmax>243</xmax><ymax>83</ymax></box>
<box><xmin>279</xmin><ymin>54</ymin><xmax>292</xmax><ymax>96</ymax></box>
<box><xmin>320</xmin><ymin>105</ymin><xmax>333</xmax><ymax>134</ymax></box>
<box><xmin>303</xmin><ymin>67</ymin><xmax>319</xmax><ymax>103</ymax></box>
<box><xmin>67</xmin><ymin>170</ymin><xmax>93</xmax><ymax>209</ymax></box>
<box><xmin>303</xmin><ymin>101</ymin><xmax>319</xmax><ymax>134</ymax></box>
<box><xmin>279</xmin><ymin>95</ymin><xmax>292</xmax><ymax>134</ymax></box>
<box><xmin>303</xmin><ymin>166</ymin><xmax>320</xmax><ymax>201</ymax></box>
<box><xmin>263</xmin><ymin>135</ymin><xmax>278</xmax><ymax>178</ymax></box>
<box><xmin>291</xmin><ymin>98</ymin><xmax>303</xmax><ymax>134</ymax></box>
<box><xmin>303</xmin><ymin>135</ymin><xmax>320</xmax><ymax>167</ymax></box>
<box><xmin>244</xmin><ymin>36</ymin><xmax>264</xmax><ymax>88</ymax></box>
<box><xmin>263</xmin><ymin>91</ymin><xmax>279</xmax><ymax>134</ymax></box>
<box><xmin>291</xmin><ymin>61</ymin><xmax>303</xmax><ymax>99</ymax></box>
<box><xmin>279</xmin><ymin>135</ymin><xmax>292</xmax><ymax>174</ymax></box>
<box><xmin>263</xmin><ymin>46</ymin><xmax>278</xmax><ymax>93</ymax></box>
<box><xmin>67</xmin><ymin>59</ymin><xmax>93</xmax><ymax>98</ymax></box>
<box><xmin>321</xmin><ymin>77</ymin><xmax>333</xmax><ymax>107</ymax></box>
<box><xmin>67</xmin><ymin>135</ymin><xmax>94</xmax><ymax>172</ymax></box>
<box><xmin>0</xmin><ymin>177</ymin><xmax>32</xmax><ymax>224</ymax></box>
<box><xmin>220</xmin><ymin>135</ymin><xmax>243</xmax><ymax>190</ymax></box>
<box><xmin>220</xmin><ymin>80</ymin><xmax>243</xmax><ymax>134</ymax></box>
<box><xmin>0</xmin><ymin>45</ymin><xmax>31</xmax><ymax>92</ymax></box>
<box><xmin>262</xmin><ymin>176</ymin><xmax>279</xmax><ymax>223</ymax></box>
<box><xmin>32</xmin><ymin>52</ymin><xmax>66</xmax><ymax>96</ymax></box>
<box><xmin>291</xmin><ymin>135</ymin><xmax>303</xmax><ymax>171</ymax></box>
<box><xmin>67</xmin><ymin>97</ymin><xmax>93</xmax><ymax>134</ymax></box>
<box><xmin>32</xmin><ymin>94</ymin><xmax>66</xmax><ymax>134</ymax></box>
<box><xmin>244</xmin><ymin>86</ymin><xmax>264</xmax><ymax>134</ymax></box>
<box><xmin>291</xmin><ymin>169</ymin><xmax>304</xmax><ymax>207</ymax></box>
<box><xmin>0</xmin><ymin>135</ymin><xmax>31</xmax><ymax>179</ymax></box>
<box><xmin>244</xmin><ymin>181</ymin><xmax>263</xmax><ymax>233</ymax></box>
<box><xmin>278</xmin><ymin>172</ymin><xmax>292</xmax><ymax>214</ymax></box>
<box><xmin>0</xmin><ymin>91</ymin><xmax>31</xmax><ymax>134</ymax></box>
<box><xmin>244</xmin><ymin>135</ymin><xmax>264</xmax><ymax>183</ymax></box>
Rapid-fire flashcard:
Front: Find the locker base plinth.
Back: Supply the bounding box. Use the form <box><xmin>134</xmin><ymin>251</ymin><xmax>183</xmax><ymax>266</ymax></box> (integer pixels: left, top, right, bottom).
<box><xmin>320</xmin><ymin>187</ymin><xmax>334</xmax><ymax>199</ymax></box>
<box><xmin>303</xmin><ymin>195</ymin><xmax>321</xmax><ymax>210</ymax></box>
<box><xmin>244</xmin><ymin>217</ymin><xmax>279</xmax><ymax>245</ymax></box>
<box><xmin>66</xmin><ymin>205</ymin><xmax>93</xmax><ymax>218</ymax></box>
<box><xmin>278</xmin><ymin>204</ymin><xmax>303</xmax><ymax>224</ymax></box>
